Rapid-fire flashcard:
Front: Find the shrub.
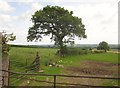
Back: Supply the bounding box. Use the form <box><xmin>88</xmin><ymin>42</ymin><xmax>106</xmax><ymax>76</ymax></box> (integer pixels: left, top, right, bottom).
<box><xmin>93</xmin><ymin>50</ymin><xmax>105</xmax><ymax>53</ymax></box>
<box><xmin>64</xmin><ymin>48</ymin><xmax>89</xmax><ymax>55</ymax></box>
<box><xmin>56</xmin><ymin>47</ymin><xmax>93</xmax><ymax>56</ymax></box>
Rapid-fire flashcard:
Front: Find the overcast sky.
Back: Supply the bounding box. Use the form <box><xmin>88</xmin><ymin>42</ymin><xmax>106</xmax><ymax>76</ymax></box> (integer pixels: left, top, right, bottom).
<box><xmin>0</xmin><ymin>0</ymin><xmax>119</xmax><ymax>45</ymax></box>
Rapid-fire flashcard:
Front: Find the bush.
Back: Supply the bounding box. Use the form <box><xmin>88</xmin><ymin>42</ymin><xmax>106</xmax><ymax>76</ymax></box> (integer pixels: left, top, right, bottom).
<box><xmin>63</xmin><ymin>48</ymin><xmax>90</xmax><ymax>55</ymax></box>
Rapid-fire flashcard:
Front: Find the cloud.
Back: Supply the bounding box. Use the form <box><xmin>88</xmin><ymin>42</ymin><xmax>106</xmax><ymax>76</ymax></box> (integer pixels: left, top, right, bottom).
<box><xmin>5</xmin><ymin>2</ymin><xmax>44</xmax><ymax>44</ymax></box>
<box><xmin>0</xmin><ymin>1</ymin><xmax>15</xmax><ymax>13</ymax></box>
<box><xmin>43</xmin><ymin>0</ymin><xmax>119</xmax><ymax>6</ymax></box>
<box><xmin>63</xmin><ymin>3</ymin><xmax>117</xmax><ymax>44</ymax></box>
<box><xmin>0</xmin><ymin>0</ymin><xmax>34</xmax><ymax>2</ymax></box>
<box><xmin>16</xmin><ymin>2</ymin><xmax>43</xmax><ymax>21</ymax></box>
<box><xmin>0</xmin><ymin>1</ymin><xmax>16</xmax><ymax>32</ymax></box>
<box><xmin>0</xmin><ymin>14</ymin><xmax>11</xmax><ymax>22</ymax></box>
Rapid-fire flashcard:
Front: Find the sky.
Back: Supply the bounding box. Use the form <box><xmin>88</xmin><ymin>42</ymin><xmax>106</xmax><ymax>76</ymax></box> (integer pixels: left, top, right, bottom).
<box><xmin>0</xmin><ymin>0</ymin><xmax>119</xmax><ymax>45</ymax></box>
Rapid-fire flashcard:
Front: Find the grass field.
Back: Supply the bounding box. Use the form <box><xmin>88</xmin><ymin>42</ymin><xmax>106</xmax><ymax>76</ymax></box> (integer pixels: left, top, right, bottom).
<box><xmin>9</xmin><ymin>46</ymin><xmax>119</xmax><ymax>86</ymax></box>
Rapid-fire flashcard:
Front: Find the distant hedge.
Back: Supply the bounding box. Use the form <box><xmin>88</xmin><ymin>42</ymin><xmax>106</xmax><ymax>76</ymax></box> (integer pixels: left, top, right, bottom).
<box><xmin>10</xmin><ymin>44</ymin><xmax>57</xmax><ymax>48</ymax></box>
<box><xmin>56</xmin><ymin>47</ymin><xmax>92</xmax><ymax>55</ymax></box>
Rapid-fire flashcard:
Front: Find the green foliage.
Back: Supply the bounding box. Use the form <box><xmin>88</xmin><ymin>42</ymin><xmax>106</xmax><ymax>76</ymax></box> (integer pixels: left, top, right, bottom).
<box><xmin>1</xmin><ymin>31</ymin><xmax>16</xmax><ymax>54</ymax></box>
<box><xmin>27</xmin><ymin>5</ymin><xmax>87</xmax><ymax>55</ymax></box>
<box><xmin>2</xmin><ymin>44</ymin><xmax>10</xmax><ymax>54</ymax></box>
<box><xmin>57</xmin><ymin>47</ymin><xmax>90</xmax><ymax>55</ymax></box>
<box><xmin>97</xmin><ymin>41</ymin><xmax>110</xmax><ymax>52</ymax></box>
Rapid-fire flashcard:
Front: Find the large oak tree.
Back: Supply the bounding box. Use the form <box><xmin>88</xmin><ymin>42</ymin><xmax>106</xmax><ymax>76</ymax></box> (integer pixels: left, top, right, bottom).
<box><xmin>27</xmin><ymin>5</ymin><xmax>87</xmax><ymax>55</ymax></box>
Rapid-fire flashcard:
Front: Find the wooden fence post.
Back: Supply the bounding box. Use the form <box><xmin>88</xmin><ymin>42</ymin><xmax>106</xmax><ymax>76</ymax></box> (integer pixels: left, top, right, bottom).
<box><xmin>26</xmin><ymin>58</ymin><xmax>27</xmax><ymax>73</ymax></box>
<box><xmin>54</xmin><ymin>75</ymin><xmax>56</xmax><ymax>88</ymax></box>
<box><xmin>8</xmin><ymin>59</ymin><xmax>10</xmax><ymax>86</ymax></box>
<box><xmin>32</xmin><ymin>52</ymin><xmax>40</xmax><ymax>71</ymax></box>
<box><xmin>0</xmin><ymin>33</ymin><xmax>2</xmax><ymax>88</ymax></box>
<box><xmin>0</xmin><ymin>55</ymin><xmax>2</xmax><ymax>87</ymax></box>
<box><xmin>2</xmin><ymin>54</ymin><xmax>9</xmax><ymax>86</ymax></box>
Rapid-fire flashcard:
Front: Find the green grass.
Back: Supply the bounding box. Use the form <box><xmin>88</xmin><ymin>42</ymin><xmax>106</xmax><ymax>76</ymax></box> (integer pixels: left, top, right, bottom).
<box><xmin>9</xmin><ymin>46</ymin><xmax>119</xmax><ymax>86</ymax></box>
<box><xmin>79</xmin><ymin>53</ymin><xmax>119</xmax><ymax>64</ymax></box>
<box><xmin>9</xmin><ymin>46</ymin><xmax>119</xmax><ymax>74</ymax></box>
<box><xmin>57</xmin><ymin>53</ymin><xmax>119</xmax><ymax>67</ymax></box>
<box><xmin>102</xmin><ymin>80</ymin><xmax>118</xmax><ymax>86</ymax></box>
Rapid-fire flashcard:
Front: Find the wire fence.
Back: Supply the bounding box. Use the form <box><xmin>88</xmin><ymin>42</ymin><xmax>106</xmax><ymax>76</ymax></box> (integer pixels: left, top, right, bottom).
<box><xmin>0</xmin><ymin>69</ymin><xmax>120</xmax><ymax>88</ymax></box>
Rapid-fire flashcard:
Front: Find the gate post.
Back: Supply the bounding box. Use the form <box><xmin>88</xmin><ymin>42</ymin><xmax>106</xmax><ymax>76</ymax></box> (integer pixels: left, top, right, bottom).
<box><xmin>2</xmin><ymin>54</ymin><xmax>9</xmax><ymax>86</ymax></box>
<box><xmin>0</xmin><ymin>32</ymin><xmax>2</xmax><ymax>87</ymax></box>
<box><xmin>54</xmin><ymin>75</ymin><xmax>56</xmax><ymax>88</ymax></box>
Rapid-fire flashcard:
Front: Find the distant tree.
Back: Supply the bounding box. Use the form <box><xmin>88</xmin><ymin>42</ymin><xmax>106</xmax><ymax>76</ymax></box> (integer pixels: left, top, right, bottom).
<box><xmin>27</xmin><ymin>5</ymin><xmax>87</xmax><ymax>55</ymax></box>
<box><xmin>97</xmin><ymin>41</ymin><xmax>110</xmax><ymax>52</ymax></box>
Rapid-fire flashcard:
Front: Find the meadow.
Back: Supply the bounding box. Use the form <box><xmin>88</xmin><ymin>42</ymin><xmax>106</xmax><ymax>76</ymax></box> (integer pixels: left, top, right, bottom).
<box><xmin>9</xmin><ymin>46</ymin><xmax>119</xmax><ymax>86</ymax></box>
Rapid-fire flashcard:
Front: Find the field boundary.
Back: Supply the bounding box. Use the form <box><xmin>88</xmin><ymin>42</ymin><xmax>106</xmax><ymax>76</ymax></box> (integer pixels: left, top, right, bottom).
<box><xmin>0</xmin><ymin>69</ymin><xmax>120</xmax><ymax>88</ymax></box>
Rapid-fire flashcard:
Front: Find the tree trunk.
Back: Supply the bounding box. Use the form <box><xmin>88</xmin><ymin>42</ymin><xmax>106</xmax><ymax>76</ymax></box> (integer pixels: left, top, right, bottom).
<box><xmin>105</xmin><ymin>49</ymin><xmax>107</xmax><ymax>52</ymax></box>
<box><xmin>59</xmin><ymin>38</ymin><xmax>65</xmax><ymax>56</ymax></box>
<box><xmin>2</xmin><ymin>54</ymin><xmax>9</xmax><ymax>86</ymax></box>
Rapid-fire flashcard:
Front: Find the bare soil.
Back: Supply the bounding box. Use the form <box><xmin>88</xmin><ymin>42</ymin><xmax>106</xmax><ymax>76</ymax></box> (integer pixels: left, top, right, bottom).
<box><xmin>66</xmin><ymin>61</ymin><xmax>119</xmax><ymax>77</ymax></box>
<box><xmin>62</xmin><ymin>61</ymin><xmax>119</xmax><ymax>86</ymax></box>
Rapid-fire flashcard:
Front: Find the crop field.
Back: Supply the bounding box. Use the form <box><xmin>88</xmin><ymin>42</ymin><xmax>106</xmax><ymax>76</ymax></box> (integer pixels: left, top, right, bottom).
<box><xmin>9</xmin><ymin>46</ymin><xmax>119</xmax><ymax>86</ymax></box>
